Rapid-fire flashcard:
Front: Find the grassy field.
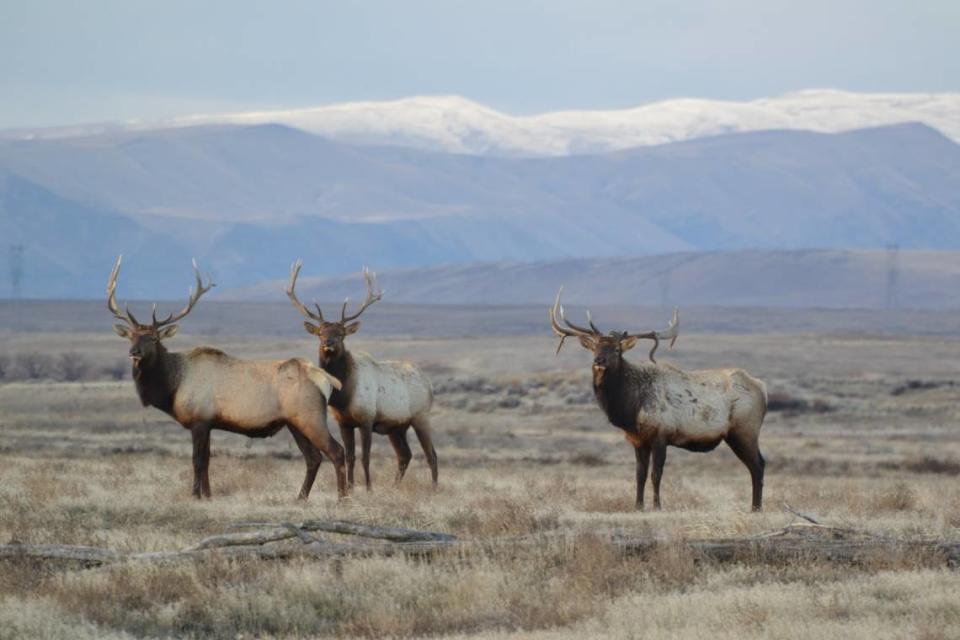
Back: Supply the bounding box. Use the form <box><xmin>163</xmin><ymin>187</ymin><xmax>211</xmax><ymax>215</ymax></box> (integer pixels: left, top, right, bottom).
<box><xmin>2</xmin><ymin>324</ymin><xmax>960</xmax><ymax>638</ymax></box>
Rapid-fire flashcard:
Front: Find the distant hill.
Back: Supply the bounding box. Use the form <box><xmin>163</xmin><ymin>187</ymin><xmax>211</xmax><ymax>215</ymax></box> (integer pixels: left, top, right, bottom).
<box><xmin>0</xmin><ymin>170</ymin><xmax>194</xmax><ymax>298</ymax></box>
<box><xmin>228</xmin><ymin>250</ymin><xmax>960</xmax><ymax>310</ymax></box>
<box><xmin>1</xmin><ymin>121</ymin><xmax>959</xmax><ymax>298</ymax></box>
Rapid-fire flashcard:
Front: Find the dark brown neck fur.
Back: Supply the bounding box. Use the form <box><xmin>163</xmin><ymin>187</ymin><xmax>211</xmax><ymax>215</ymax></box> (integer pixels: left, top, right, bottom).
<box><xmin>134</xmin><ymin>347</ymin><xmax>184</xmax><ymax>417</ymax></box>
<box><xmin>319</xmin><ymin>349</ymin><xmax>355</xmax><ymax>411</ymax></box>
<box><xmin>593</xmin><ymin>359</ymin><xmax>659</xmax><ymax>431</ymax></box>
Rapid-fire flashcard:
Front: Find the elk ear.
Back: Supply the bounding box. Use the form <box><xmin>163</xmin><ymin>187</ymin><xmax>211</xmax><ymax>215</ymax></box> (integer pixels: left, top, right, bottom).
<box><xmin>303</xmin><ymin>322</ymin><xmax>322</xmax><ymax>336</ymax></box>
<box><xmin>344</xmin><ymin>321</ymin><xmax>361</xmax><ymax>335</ymax></box>
<box><xmin>157</xmin><ymin>325</ymin><xmax>178</xmax><ymax>340</ymax></box>
<box><xmin>619</xmin><ymin>335</ymin><xmax>639</xmax><ymax>352</ymax></box>
<box><xmin>577</xmin><ymin>335</ymin><xmax>597</xmax><ymax>351</ymax></box>
<box><xmin>113</xmin><ymin>324</ymin><xmax>133</xmax><ymax>339</ymax></box>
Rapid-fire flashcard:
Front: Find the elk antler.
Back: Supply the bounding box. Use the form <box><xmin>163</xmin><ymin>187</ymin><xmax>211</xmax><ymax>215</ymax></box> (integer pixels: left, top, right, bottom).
<box><xmin>152</xmin><ymin>260</ymin><xmax>215</xmax><ymax>328</ymax></box>
<box><xmin>106</xmin><ymin>255</ymin><xmax>142</xmax><ymax>327</ymax></box>
<box><xmin>549</xmin><ymin>286</ymin><xmax>600</xmax><ymax>354</ymax></box>
<box><xmin>340</xmin><ymin>267</ymin><xmax>383</xmax><ymax>323</ymax></box>
<box><xmin>626</xmin><ymin>308</ymin><xmax>680</xmax><ymax>364</ymax></box>
<box><xmin>286</xmin><ymin>259</ymin><xmax>325</xmax><ymax>323</ymax></box>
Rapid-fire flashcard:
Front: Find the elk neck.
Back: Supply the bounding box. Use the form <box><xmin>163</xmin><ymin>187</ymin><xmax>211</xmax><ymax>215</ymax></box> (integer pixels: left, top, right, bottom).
<box><xmin>318</xmin><ymin>348</ymin><xmax>355</xmax><ymax>411</ymax></box>
<box><xmin>133</xmin><ymin>345</ymin><xmax>184</xmax><ymax>417</ymax></box>
<box><xmin>593</xmin><ymin>359</ymin><xmax>659</xmax><ymax>432</ymax></box>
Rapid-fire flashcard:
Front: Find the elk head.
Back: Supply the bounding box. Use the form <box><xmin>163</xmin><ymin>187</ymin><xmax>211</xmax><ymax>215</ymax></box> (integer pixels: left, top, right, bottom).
<box><xmin>107</xmin><ymin>256</ymin><xmax>215</xmax><ymax>376</ymax></box>
<box><xmin>549</xmin><ymin>286</ymin><xmax>678</xmax><ymax>386</ymax></box>
<box><xmin>287</xmin><ymin>260</ymin><xmax>383</xmax><ymax>366</ymax></box>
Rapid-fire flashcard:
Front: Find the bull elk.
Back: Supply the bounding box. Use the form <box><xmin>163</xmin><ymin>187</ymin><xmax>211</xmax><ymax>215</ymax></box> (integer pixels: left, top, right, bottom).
<box><xmin>107</xmin><ymin>256</ymin><xmax>347</xmax><ymax>500</ymax></box>
<box><xmin>550</xmin><ymin>288</ymin><xmax>767</xmax><ymax>511</ymax></box>
<box><xmin>287</xmin><ymin>261</ymin><xmax>437</xmax><ymax>490</ymax></box>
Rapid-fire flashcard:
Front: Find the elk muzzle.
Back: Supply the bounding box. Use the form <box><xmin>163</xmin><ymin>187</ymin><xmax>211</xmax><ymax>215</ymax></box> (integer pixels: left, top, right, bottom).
<box><xmin>320</xmin><ymin>337</ymin><xmax>341</xmax><ymax>358</ymax></box>
<box><xmin>592</xmin><ymin>362</ymin><xmax>606</xmax><ymax>385</ymax></box>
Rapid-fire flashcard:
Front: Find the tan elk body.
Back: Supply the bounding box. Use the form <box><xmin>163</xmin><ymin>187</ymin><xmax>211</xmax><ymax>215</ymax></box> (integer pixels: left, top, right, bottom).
<box><xmin>287</xmin><ymin>261</ymin><xmax>438</xmax><ymax>489</ymax></box>
<box><xmin>332</xmin><ymin>354</ymin><xmax>433</xmax><ymax>432</ymax></box>
<box><xmin>550</xmin><ymin>288</ymin><xmax>767</xmax><ymax>511</ymax></box>
<box><xmin>107</xmin><ymin>256</ymin><xmax>348</xmax><ymax>500</ymax></box>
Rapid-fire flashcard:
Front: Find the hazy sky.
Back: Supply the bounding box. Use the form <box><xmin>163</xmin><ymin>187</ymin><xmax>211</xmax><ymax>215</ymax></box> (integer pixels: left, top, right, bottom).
<box><xmin>1</xmin><ymin>0</ymin><xmax>957</xmax><ymax>129</ymax></box>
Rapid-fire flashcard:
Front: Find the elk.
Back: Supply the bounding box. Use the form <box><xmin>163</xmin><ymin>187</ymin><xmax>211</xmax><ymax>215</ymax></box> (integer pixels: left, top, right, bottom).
<box><xmin>107</xmin><ymin>256</ymin><xmax>347</xmax><ymax>500</ymax></box>
<box><xmin>550</xmin><ymin>288</ymin><xmax>767</xmax><ymax>511</ymax></box>
<box><xmin>287</xmin><ymin>260</ymin><xmax>437</xmax><ymax>490</ymax></box>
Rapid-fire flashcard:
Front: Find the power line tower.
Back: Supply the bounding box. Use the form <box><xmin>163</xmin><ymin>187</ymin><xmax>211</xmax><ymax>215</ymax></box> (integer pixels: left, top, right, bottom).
<box><xmin>885</xmin><ymin>243</ymin><xmax>900</xmax><ymax>309</ymax></box>
<box><xmin>9</xmin><ymin>244</ymin><xmax>24</xmax><ymax>299</ymax></box>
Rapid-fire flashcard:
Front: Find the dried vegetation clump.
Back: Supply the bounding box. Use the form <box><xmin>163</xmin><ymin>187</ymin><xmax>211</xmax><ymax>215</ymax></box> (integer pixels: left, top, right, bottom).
<box><xmin>890</xmin><ymin>379</ymin><xmax>957</xmax><ymax>396</ymax></box>
<box><xmin>0</xmin><ymin>352</ymin><xmax>127</xmax><ymax>382</ymax></box>
<box><xmin>766</xmin><ymin>390</ymin><xmax>833</xmax><ymax>414</ymax></box>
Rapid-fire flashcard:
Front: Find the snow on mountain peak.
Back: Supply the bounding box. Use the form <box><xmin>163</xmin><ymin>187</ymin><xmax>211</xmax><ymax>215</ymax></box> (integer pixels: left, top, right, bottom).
<box><xmin>3</xmin><ymin>90</ymin><xmax>957</xmax><ymax>157</ymax></box>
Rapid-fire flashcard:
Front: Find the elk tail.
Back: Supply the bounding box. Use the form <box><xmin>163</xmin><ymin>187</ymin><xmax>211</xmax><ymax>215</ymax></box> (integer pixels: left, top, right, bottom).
<box><xmin>304</xmin><ymin>363</ymin><xmax>343</xmax><ymax>400</ymax></box>
<box><xmin>756</xmin><ymin>377</ymin><xmax>768</xmax><ymax>421</ymax></box>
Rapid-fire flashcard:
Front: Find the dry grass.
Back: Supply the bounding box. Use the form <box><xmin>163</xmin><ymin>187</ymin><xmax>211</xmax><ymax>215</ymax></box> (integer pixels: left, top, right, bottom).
<box><xmin>2</xmin><ymin>330</ymin><xmax>960</xmax><ymax>638</ymax></box>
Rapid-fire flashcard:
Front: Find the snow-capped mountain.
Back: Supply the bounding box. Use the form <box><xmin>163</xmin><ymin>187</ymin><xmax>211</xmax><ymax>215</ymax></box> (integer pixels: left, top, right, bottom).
<box><xmin>4</xmin><ymin>90</ymin><xmax>959</xmax><ymax>157</ymax></box>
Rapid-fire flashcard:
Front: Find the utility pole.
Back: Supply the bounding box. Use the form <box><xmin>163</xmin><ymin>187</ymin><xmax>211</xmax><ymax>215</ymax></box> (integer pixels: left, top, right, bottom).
<box><xmin>9</xmin><ymin>244</ymin><xmax>24</xmax><ymax>299</ymax></box>
<box><xmin>8</xmin><ymin>244</ymin><xmax>25</xmax><ymax>330</ymax></box>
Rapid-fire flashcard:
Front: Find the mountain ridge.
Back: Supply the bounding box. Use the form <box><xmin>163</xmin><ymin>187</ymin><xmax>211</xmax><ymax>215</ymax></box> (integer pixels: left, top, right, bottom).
<box><xmin>225</xmin><ymin>249</ymin><xmax>960</xmax><ymax>311</ymax></box>
<box><xmin>3</xmin><ymin>89</ymin><xmax>958</xmax><ymax>157</ymax></box>
<box><xmin>1</xmin><ymin>122</ymin><xmax>958</xmax><ymax>298</ymax></box>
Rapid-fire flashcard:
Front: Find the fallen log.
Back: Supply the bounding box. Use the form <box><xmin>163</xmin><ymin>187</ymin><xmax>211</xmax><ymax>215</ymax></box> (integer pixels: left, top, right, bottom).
<box><xmin>183</xmin><ymin>519</ymin><xmax>456</xmax><ymax>553</ymax></box>
<box><xmin>184</xmin><ymin>526</ymin><xmax>295</xmax><ymax>552</ymax></box>
<box><xmin>0</xmin><ymin>544</ymin><xmax>124</xmax><ymax>566</ymax></box>
<box><xmin>229</xmin><ymin>519</ymin><xmax>457</xmax><ymax>543</ymax></box>
<box><xmin>3</xmin><ymin>532</ymin><xmax>959</xmax><ymax>568</ymax></box>
<box><xmin>617</xmin><ymin>536</ymin><xmax>960</xmax><ymax>566</ymax></box>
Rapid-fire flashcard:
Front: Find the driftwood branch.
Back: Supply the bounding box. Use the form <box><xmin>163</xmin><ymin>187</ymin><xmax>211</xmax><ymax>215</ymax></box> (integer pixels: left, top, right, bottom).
<box><xmin>184</xmin><ymin>526</ymin><xmax>295</xmax><ymax>552</ymax></box>
<box><xmin>182</xmin><ymin>519</ymin><xmax>454</xmax><ymax>554</ymax></box>
<box><xmin>229</xmin><ymin>519</ymin><xmax>457</xmax><ymax>543</ymax></box>
<box><xmin>282</xmin><ymin>522</ymin><xmax>320</xmax><ymax>545</ymax></box>
<box><xmin>783</xmin><ymin>502</ymin><xmax>821</xmax><ymax>524</ymax></box>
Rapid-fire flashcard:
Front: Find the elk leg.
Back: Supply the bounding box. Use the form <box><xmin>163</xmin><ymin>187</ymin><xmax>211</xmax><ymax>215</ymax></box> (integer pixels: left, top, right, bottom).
<box><xmin>725</xmin><ymin>431</ymin><xmax>765</xmax><ymax>512</ymax></box>
<box><xmin>289</xmin><ymin>426</ymin><xmax>323</xmax><ymax>500</ymax></box>
<box><xmin>634</xmin><ymin>445</ymin><xmax>651</xmax><ymax>510</ymax></box>
<box><xmin>292</xmin><ymin>418</ymin><xmax>348</xmax><ymax>500</ymax></box>
<box><xmin>360</xmin><ymin>421</ymin><xmax>373</xmax><ymax>491</ymax></box>
<box><xmin>388</xmin><ymin>428</ymin><xmax>413</xmax><ymax>484</ymax></box>
<box><xmin>412</xmin><ymin>416</ymin><xmax>439</xmax><ymax>486</ymax></box>
<box><xmin>652</xmin><ymin>442</ymin><xmax>667</xmax><ymax>510</ymax></box>
<box><xmin>340</xmin><ymin>424</ymin><xmax>356</xmax><ymax>488</ymax></box>
<box><xmin>191</xmin><ymin>423</ymin><xmax>212</xmax><ymax>499</ymax></box>
<box><xmin>201</xmin><ymin>460</ymin><xmax>211</xmax><ymax>499</ymax></box>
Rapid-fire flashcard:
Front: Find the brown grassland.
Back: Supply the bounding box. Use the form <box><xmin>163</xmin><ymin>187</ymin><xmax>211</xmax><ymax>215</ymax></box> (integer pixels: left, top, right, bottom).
<box><xmin>1</xmin><ymin>323</ymin><xmax>960</xmax><ymax>639</ymax></box>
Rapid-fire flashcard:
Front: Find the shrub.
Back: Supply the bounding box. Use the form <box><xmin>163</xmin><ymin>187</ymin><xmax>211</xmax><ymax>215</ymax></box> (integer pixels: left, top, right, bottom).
<box><xmin>904</xmin><ymin>457</ymin><xmax>960</xmax><ymax>476</ymax></box>
<box><xmin>0</xmin><ymin>352</ymin><xmax>131</xmax><ymax>382</ymax></box>
<box><xmin>766</xmin><ymin>391</ymin><xmax>832</xmax><ymax>414</ymax></box>
<box><xmin>57</xmin><ymin>353</ymin><xmax>95</xmax><ymax>382</ymax></box>
<box><xmin>12</xmin><ymin>352</ymin><xmax>55</xmax><ymax>380</ymax></box>
<box><xmin>890</xmin><ymin>380</ymin><xmax>953</xmax><ymax>396</ymax></box>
